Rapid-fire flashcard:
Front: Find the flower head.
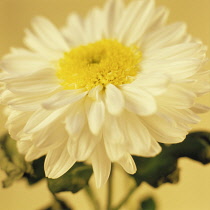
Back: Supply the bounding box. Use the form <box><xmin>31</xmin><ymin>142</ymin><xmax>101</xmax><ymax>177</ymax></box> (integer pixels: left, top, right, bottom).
<box><xmin>0</xmin><ymin>0</ymin><xmax>209</xmax><ymax>188</ymax></box>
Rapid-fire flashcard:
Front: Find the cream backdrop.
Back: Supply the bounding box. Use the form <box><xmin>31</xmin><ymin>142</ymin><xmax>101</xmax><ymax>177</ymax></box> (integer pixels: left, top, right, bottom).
<box><xmin>0</xmin><ymin>0</ymin><xmax>209</xmax><ymax>210</ymax></box>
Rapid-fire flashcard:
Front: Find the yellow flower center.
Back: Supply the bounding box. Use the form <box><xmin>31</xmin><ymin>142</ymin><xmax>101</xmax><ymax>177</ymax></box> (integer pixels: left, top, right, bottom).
<box><xmin>56</xmin><ymin>39</ymin><xmax>142</xmax><ymax>90</ymax></box>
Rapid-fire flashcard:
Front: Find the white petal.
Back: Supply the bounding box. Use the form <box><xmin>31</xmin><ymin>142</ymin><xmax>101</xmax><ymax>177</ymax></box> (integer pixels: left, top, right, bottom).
<box><xmin>103</xmin><ymin>114</ymin><xmax>124</xmax><ymax>144</ymax></box>
<box><xmin>24</xmin><ymin>107</ymin><xmax>67</xmax><ymax>133</ymax></box>
<box><xmin>86</xmin><ymin>97</ymin><xmax>105</xmax><ymax>135</ymax></box>
<box><xmin>67</xmin><ymin>126</ymin><xmax>99</xmax><ymax>161</ymax></box>
<box><xmin>61</xmin><ymin>13</ymin><xmax>85</xmax><ymax>46</ymax></box>
<box><xmin>134</xmin><ymin>74</ymin><xmax>170</xmax><ymax>96</ymax></box>
<box><xmin>145</xmin><ymin>6</ymin><xmax>169</xmax><ymax>33</ymax></box>
<box><xmin>83</xmin><ymin>8</ymin><xmax>104</xmax><ymax>43</ymax></box>
<box><xmin>123</xmin><ymin>112</ymin><xmax>151</xmax><ymax>155</ymax></box>
<box><xmin>124</xmin><ymin>0</ymin><xmax>155</xmax><ymax>44</ymax></box>
<box><xmin>33</xmin><ymin>122</ymin><xmax>67</xmax><ymax>149</ymax></box>
<box><xmin>31</xmin><ymin>16</ymin><xmax>69</xmax><ymax>51</ymax></box>
<box><xmin>157</xmin><ymin>85</ymin><xmax>196</xmax><ymax>109</ymax></box>
<box><xmin>5</xmin><ymin>68</ymin><xmax>59</xmax><ymax>95</ymax></box>
<box><xmin>117</xmin><ymin>153</ymin><xmax>136</xmax><ymax>174</ymax></box>
<box><xmin>45</xmin><ymin>144</ymin><xmax>76</xmax><ymax>178</ymax></box>
<box><xmin>116</xmin><ymin>0</ymin><xmax>154</xmax><ymax>43</ymax></box>
<box><xmin>191</xmin><ymin>103</ymin><xmax>210</xmax><ymax>113</ymax></box>
<box><xmin>42</xmin><ymin>89</ymin><xmax>87</xmax><ymax>109</ymax></box>
<box><xmin>91</xmin><ymin>142</ymin><xmax>111</xmax><ymax>188</ymax></box>
<box><xmin>65</xmin><ymin>102</ymin><xmax>86</xmax><ymax>138</ymax></box>
<box><xmin>0</xmin><ymin>49</ymin><xmax>50</xmax><ymax>74</ymax></box>
<box><xmin>142</xmin><ymin>22</ymin><xmax>187</xmax><ymax>50</ymax></box>
<box><xmin>144</xmin><ymin>43</ymin><xmax>206</xmax><ymax>60</ymax></box>
<box><xmin>104</xmin><ymin>0</ymin><xmax>124</xmax><ymax>38</ymax></box>
<box><xmin>24</xmin><ymin>29</ymin><xmax>63</xmax><ymax>59</ymax></box>
<box><xmin>16</xmin><ymin>140</ymin><xmax>32</xmax><ymax>155</ymax></box>
<box><xmin>139</xmin><ymin>137</ymin><xmax>162</xmax><ymax>157</ymax></box>
<box><xmin>25</xmin><ymin>145</ymin><xmax>47</xmax><ymax>162</ymax></box>
<box><xmin>6</xmin><ymin>110</ymin><xmax>32</xmax><ymax>139</ymax></box>
<box><xmin>142</xmin><ymin>58</ymin><xmax>202</xmax><ymax>80</ymax></box>
<box><xmin>105</xmin><ymin>84</ymin><xmax>124</xmax><ymax>115</ymax></box>
<box><xmin>142</xmin><ymin>114</ymin><xmax>188</xmax><ymax>143</ymax></box>
<box><xmin>121</xmin><ymin>85</ymin><xmax>157</xmax><ymax>116</ymax></box>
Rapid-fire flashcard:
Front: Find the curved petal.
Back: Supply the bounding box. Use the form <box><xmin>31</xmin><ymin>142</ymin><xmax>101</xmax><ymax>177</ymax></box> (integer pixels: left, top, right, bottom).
<box><xmin>86</xmin><ymin>97</ymin><xmax>105</xmax><ymax>135</ymax></box>
<box><xmin>104</xmin><ymin>0</ymin><xmax>124</xmax><ymax>38</ymax></box>
<box><xmin>91</xmin><ymin>142</ymin><xmax>111</xmax><ymax>188</ymax></box>
<box><xmin>23</xmin><ymin>107</ymin><xmax>67</xmax><ymax>133</ymax></box>
<box><xmin>67</xmin><ymin>126</ymin><xmax>99</xmax><ymax>161</ymax></box>
<box><xmin>117</xmin><ymin>153</ymin><xmax>136</xmax><ymax>174</ymax></box>
<box><xmin>31</xmin><ymin>16</ymin><xmax>69</xmax><ymax>51</ymax></box>
<box><xmin>0</xmin><ymin>49</ymin><xmax>51</xmax><ymax>74</ymax></box>
<box><xmin>105</xmin><ymin>84</ymin><xmax>124</xmax><ymax>115</ymax></box>
<box><xmin>42</xmin><ymin>89</ymin><xmax>87</xmax><ymax>109</ymax></box>
<box><xmin>121</xmin><ymin>85</ymin><xmax>157</xmax><ymax>116</ymax></box>
<box><xmin>45</xmin><ymin>144</ymin><xmax>76</xmax><ymax>178</ymax></box>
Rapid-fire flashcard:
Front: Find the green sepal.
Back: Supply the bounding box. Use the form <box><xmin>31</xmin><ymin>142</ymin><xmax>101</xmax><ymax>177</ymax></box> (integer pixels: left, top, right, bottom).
<box><xmin>132</xmin><ymin>131</ymin><xmax>210</xmax><ymax>187</ymax></box>
<box><xmin>23</xmin><ymin>156</ymin><xmax>46</xmax><ymax>185</ymax></box>
<box><xmin>140</xmin><ymin>197</ymin><xmax>156</xmax><ymax>210</ymax></box>
<box><xmin>0</xmin><ymin>134</ymin><xmax>33</xmax><ymax>187</ymax></box>
<box><xmin>47</xmin><ymin>162</ymin><xmax>93</xmax><ymax>194</ymax></box>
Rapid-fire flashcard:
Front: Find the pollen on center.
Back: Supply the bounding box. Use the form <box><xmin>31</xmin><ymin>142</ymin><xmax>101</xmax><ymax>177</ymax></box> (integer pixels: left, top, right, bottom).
<box><xmin>56</xmin><ymin>39</ymin><xmax>142</xmax><ymax>90</ymax></box>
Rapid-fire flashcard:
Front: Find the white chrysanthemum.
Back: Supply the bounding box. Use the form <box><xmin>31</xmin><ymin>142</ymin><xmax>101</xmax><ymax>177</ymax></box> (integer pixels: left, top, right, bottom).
<box><xmin>0</xmin><ymin>0</ymin><xmax>209</xmax><ymax>188</ymax></box>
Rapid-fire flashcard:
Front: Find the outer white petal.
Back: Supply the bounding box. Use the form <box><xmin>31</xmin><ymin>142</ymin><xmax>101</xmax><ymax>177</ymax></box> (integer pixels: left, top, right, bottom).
<box><xmin>191</xmin><ymin>103</ymin><xmax>210</xmax><ymax>113</ymax></box>
<box><xmin>83</xmin><ymin>8</ymin><xmax>104</xmax><ymax>43</ymax></box>
<box><xmin>91</xmin><ymin>142</ymin><xmax>111</xmax><ymax>188</ymax></box>
<box><xmin>142</xmin><ymin>114</ymin><xmax>188</xmax><ymax>143</ymax></box>
<box><xmin>157</xmin><ymin>85</ymin><xmax>196</xmax><ymax>109</ymax></box>
<box><xmin>116</xmin><ymin>0</ymin><xmax>154</xmax><ymax>44</ymax></box>
<box><xmin>104</xmin><ymin>0</ymin><xmax>124</xmax><ymax>38</ymax></box>
<box><xmin>65</xmin><ymin>103</ymin><xmax>86</xmax><ymax>138</ymax></box>
<box><xmin>121</xmin><ymin>85</ymin><xmax>157</xmax><ymax>116</ymax></box>
<box><xmin>141</xmin><ymin>58</ymin><xmax>202</xmax><ymax>80</ymax></box>
<box><xmin>5</xmin><ymin>68</ymin><xmax>59</xmax><ymax>95</ymax></box>
<box><xmin>134</xmin><ymin>74</ymin><xmax>170</xmax><ymax>96</ymax></box>
<box><xmin>67</xmin><ymin>126</ymin><xmax>99</xmax><ymax>161</ymax></box>
<box><xmin>117</xmin><ymin>153</ymin><xmax>137</xmax><ymax>174</ymax></box>
<box><xmin>123</xmin><ymin>112</ymin><xmax>151</xmax><ymax>155</ymax></box>
<box><xmin>103</xmin><ymin>114</ymin><xmax>126</xmax><ymax>161</ymax></box>
<box><xmin>42</xmin><ymin>89</ymin><xmax>87</xmax><ymax>109</ymax></box>
<box><xmin>61</xmin><ymin>13</ymin><xmax>85</xmax><ymax>46</ymax></box>
<box><xmin>142</xmin><ymin>22</ymin><xmax>187</xmax><ymax>50</ymax></box>
<box><xmin>6</xmin><ymin>110</ymin><xmax>32</xmax><ymax>139</ymax></box>
<box><xmin>33</xmin><ymin>122</ymin><xmax>67</xmax><ymax>149</ymax></box>
<box><xmin>24</xmin><ymin>29</ymin><xmax>63</xmax><ymax>59</ymax></box>
<box><xmin>145</xmin><ymin>6</ymin><xmax>169</xmax><ymax>34</ymax></box>
<box><xmin>144</xmin><ymin>43</ymin><xmax>207</xmax><ymax>60</ymax></box>
<box><xmin>30</xmin><ymin>16</ymin><xmax>69</xmax><ymax>51</ymax></box>
<box><xmin>86</xmin><ymin>97</ymin><xmax>105</xmax><ymax>135</ymax></box>
<box><xmin>0</xmin><ymin>49</ymin><xmax>51</xmax><ymax>74</ymax></box>
<box><xmin>23</xmin><ymin>107</ymin><xmax>67</xmax><ymax>133</ymax></box>
<box><xmin>25</xmin><ymin>145</ymin><xmax>47</xmax><ymax>162</ymax></box>
<box><xmin>105</xmin><ymin>84</ymin><xmax>124</xmax><ymax>115</ymax></box>
<box><xmin>45</xmin><ymin>144</ymin><xmax>76</xmax><ymax>179</ymax></box>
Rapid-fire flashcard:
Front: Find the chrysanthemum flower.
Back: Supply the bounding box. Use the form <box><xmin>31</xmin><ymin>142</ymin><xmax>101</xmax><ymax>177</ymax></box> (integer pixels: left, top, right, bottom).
<box><xmin>0</xmin><ymin>0</ymin><xmax>209</xmax><ymax>187</ymax></box>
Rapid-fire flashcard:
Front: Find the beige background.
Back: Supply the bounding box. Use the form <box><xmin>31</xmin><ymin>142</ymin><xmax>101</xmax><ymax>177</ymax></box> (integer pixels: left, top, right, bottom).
<box><xmin>0</xmin><ymin>0</ymin><xmax>210</xmax><ymax>209</ymax></box>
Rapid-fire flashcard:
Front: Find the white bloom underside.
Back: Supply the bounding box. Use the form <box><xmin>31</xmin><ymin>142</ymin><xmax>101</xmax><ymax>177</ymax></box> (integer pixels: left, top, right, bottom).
<box><xmin>0</xmin><ymin>0</ymin><xmax>209</xmax><ymax>188</ymax></box>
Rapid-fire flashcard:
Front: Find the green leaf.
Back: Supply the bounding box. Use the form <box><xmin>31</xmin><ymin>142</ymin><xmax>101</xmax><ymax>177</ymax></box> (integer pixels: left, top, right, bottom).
<box><xmin>140</xmin><ymin>197</ymin><xmax>156</xmax><ymax>210</ymax></box>
<box><xmin>47</xmin><ymin>162</ymin><xmax>93</xmax><ymax>194</ymax></box>
<box><xmin>0</xmin><ymin>134</ymin><xmax>33</xmax><ymax>187</ymax></box>
<box><xmin>132</xmin><ymin>131</ymin><xmax>210</xmax><ymax>188</ymax></box>
<box><xmin>23</xmin><ymin>156</ymin><xmax>46</xmax><ymax>185</ymax></box>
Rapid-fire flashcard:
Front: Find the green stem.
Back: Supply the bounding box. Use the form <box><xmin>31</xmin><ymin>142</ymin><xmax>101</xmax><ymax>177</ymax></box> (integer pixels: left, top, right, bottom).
<box><xmin>111</xmin><ymin>185</ymin><xmax>137</xmax><ymax>210</ymax></box>
<box><xmin>84</xmin><ymin>185</ymin><xmax>100</xmax><ymax>210</ymax></box>
<box><xmin>106</xmin><ymin>165</ymin><xmax>114</xmax><ymax>210</ymax></box>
